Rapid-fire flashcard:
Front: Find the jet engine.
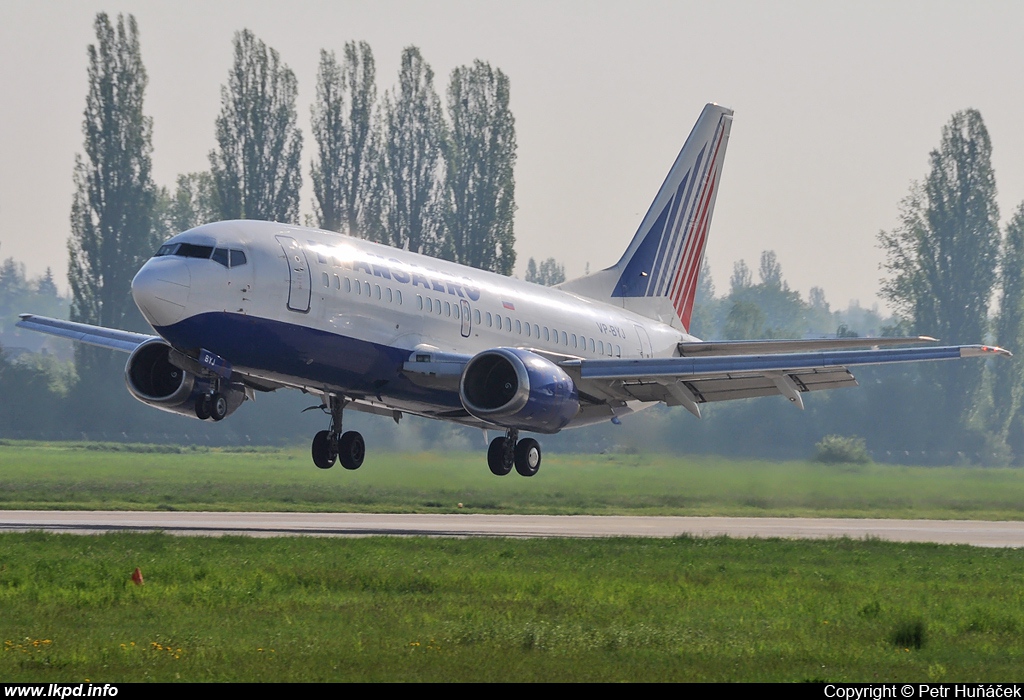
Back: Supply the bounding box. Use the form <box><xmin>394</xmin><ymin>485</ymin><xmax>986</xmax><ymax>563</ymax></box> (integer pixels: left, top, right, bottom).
<box><xmin>124</xmin><ymin>339</ymin><xmax>245</xmax><ymax>420</ymax></box>
<box><xmin>459</xmin><ymin>348</ymin><xmax>579</xmax><ymax>433</ymax></box>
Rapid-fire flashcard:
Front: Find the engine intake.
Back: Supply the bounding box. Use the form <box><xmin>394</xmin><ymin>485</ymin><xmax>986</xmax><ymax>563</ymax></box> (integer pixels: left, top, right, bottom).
<box><xmin>124</xmin><ymin>339</ymin><xmax>244</xmax><ymax>419</ymax></box>
<box><xmin>460</xmin><ymin>348</ymin><xmax>579</xmax><ymax>433</ymax></box>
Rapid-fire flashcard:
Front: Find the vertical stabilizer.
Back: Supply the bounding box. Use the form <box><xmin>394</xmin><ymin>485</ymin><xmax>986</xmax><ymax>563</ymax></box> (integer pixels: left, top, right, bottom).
<box><xmin>557</xmin><ymin>103</ymin><xmax>733</xmax><ymax>334</ymax></box>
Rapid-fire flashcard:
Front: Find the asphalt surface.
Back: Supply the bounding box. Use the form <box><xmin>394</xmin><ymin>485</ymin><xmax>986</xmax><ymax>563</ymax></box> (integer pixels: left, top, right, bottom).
<box><xmin>1</xmin><ymin>511</ymin><xmax>1024</xmax><ymax>547</ymax></box>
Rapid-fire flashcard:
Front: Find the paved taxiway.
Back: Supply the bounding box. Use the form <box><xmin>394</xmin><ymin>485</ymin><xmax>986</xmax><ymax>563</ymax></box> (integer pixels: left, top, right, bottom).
<box><xmin>1</xmin><ymin>511</ymin><xmax>1023</xmax><ymax>547</ymax></box>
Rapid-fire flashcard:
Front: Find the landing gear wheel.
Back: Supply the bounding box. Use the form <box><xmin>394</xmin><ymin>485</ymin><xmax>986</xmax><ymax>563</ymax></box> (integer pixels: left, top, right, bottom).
<box><xmin>210</xmin><ymin>392</ymin><xmax>228</xmax><ymax>421</ymax></box>
<box><xmin>487</xmin><ymin>437</ymin><xmax>514</xmax><ymax>476</ymax></box>
<box><xmin>338</xmin><ymin>431</ymin><xmax>365</xmax><ymax>470</ymax></box>
<box><xmin>514</xmin><ymin>438</ymin><xmax>541</xmax><ymax>477</ymax></box>
<box><xmin>195</xmin><ymin>395</ymin><xmax>212</xmax><ymax>420</ymax></box>
<box><xmin>311</xmin><ymin>430</ymin><xmax>336</xmax><ymax>469</ymax></box>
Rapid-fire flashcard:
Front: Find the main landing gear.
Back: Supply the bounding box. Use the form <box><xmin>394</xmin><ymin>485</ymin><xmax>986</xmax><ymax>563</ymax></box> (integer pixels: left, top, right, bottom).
<box><xmin>487</xmin><ymin>428</ymin><xmax>541</xmax><ymax>477</ymax></box>
<box><xmin>311</xmin><ymin>396</ymin><xmax>365</xmax><ymax>470</ymax></box>
<box><xmin>194</xmin><ymin>386</ymin><xmax>229</xmax><ymax>422</ymax></box>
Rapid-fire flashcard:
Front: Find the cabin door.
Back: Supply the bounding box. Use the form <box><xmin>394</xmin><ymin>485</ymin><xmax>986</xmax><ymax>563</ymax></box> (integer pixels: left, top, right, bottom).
<box><xmin>634</xmin><ymin>324</ymin><xmax>653</xmax><ymax>358</ymax></box>
<box><xmin>275</xmin><ymin>235</ymin><xmax>311</xmax><ymax>313</ymax></box>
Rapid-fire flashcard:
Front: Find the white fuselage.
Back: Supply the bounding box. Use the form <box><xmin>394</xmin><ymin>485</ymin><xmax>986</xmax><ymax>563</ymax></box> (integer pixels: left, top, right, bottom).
<box><xmin>131</xmin><ymin>220</ymin><xmax>691</xmax><ymax>427</ymax></box>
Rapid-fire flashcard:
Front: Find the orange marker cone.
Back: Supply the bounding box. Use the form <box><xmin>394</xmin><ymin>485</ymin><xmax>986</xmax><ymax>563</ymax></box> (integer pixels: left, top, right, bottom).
<box><xmin>131</xmin><ymin>567</ymin><xmax>144</xmax><ymax>586</ymax></box>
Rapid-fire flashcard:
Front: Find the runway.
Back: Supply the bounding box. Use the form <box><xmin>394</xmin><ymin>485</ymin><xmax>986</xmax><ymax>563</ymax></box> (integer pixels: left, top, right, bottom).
<box><xmin>1</xmin><ymin>511</ymin><xmax>1024</xmax><ymax>547</ymax></box>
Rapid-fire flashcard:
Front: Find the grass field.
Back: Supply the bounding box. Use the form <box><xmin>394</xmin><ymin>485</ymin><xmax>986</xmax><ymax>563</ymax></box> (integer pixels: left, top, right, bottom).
<box><xmin>1</xmin><ymin>532</ymin><xmax>1022</xmax><ymax>682</ymax></box>
<box><xmin>2</xmin><ymin>441</ymin><xmax>1024</xmax><ymax>520</ymax></box>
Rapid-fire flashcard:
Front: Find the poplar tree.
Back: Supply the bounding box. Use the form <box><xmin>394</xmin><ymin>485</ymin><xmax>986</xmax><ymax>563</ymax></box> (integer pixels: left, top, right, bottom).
<box><xmin>993</xmin><ymin>203</ymin><xmax>1024</xmax><ymax>456</ymax></box>
<box><xmin>379</xmin><ymin>46</ymin><xmax>444</xmax><ymax>254</ymax></box>
<box><xmin>68</xmin><ymin>12</ymin><xmax>156</xmax><ymax>342</ymax></box>
<box><xmin>441</xmin><ymin>60</ymin><xmax>516</xmax><ymax>275</ymax></box>
<box><xmin>210</xmin><ymin>30</ymin><xmax>302</xmax><ymax>223</ymax></box>
<box><xmin>878</xmin><ymin>109</ymin><xmax>1000</xmax><ymax>452</ymax></box>
<box><xmin>310</xmin><ymin>42</ymin><xmax>380</xmax><ymax>237</ymax></box>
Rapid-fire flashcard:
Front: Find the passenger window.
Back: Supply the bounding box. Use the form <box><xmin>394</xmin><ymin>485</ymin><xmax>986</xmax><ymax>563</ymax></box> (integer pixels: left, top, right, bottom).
<box><xmin>212</xmin><ymin>248</ymin><xmax>230</xmax><ymax>267</ymax></box>
<box><xmin>344</xmin><ymin>278</ymin><xmax>351</xmax><ymax>293</ymax></box>
<box><xmin>375</xmin><ymin>285</ymin><xmax>381</xmax><ymax>300</ymax></box>
<box><xmin>426</xmin><ymin>297</ymin><xmax>432</xmax><ymax>312</ymax></box>
<box><xmin>599</xmin><ymin>340</ymin><xmax>605</xmax><ymax>355</ymax></box>
<box><xmin>333</xmin><ymin>274</ymin><xmax>340</xmax><ymax>289</ymax></box>
<box><xmin>396</xmin><ymin>290</ymin><xmax>402</xmax><ymax>305</ymax></box>
<box><xmin>525</xmin><ymin>323</ymin><xmax>531</xmax><ymax>338</ymax></box>
<box><xmin>516</xmin><ymin>320</ymin><xmax>521</xmax><ymax>334</ymax></box>
<box><xmin>229</xmin><ymin>249</ymin><xmax>247</xmax><ymax>267</ymax></box>
<box><xmin>418</xmin><ymin>295</ymin><xmax>423</xmax><ymax>310</ymax></box>
<box><xmin>436</xmin><ymin>300</ymin><xmax>442</xmax><ymax>315</ymax></box>
<box><xmin>355</xmin><ymin>281</ymin><xmax>362</xmax><ymax>295</ymax></box>
<box><xmin>386</xmin><ymin>288</ymin><xmax>393</xmax><ymax>303</ymax></box>
<box><xmin>544</xmin><ymin>327</ymin><xmax>550</xmax><ymax>342</ymax></box>
<box><xmin>505</xmin><ymin>316</ymin><xmax>511</xmax><ymax>331</ymax></box>
<box><xmin>561</xmin><ymin>331</ymin><xmax>568</xmax><ymax>346</ymax></box>
<box><xmin>475</xmin><ymin>310</ymin><xmax>481</xmax><ymax>324</ymax></box>
<box><xmin>571</xmin><ymin>334</ymin><xmax>577</xmax><ymax>348</ymax></box>
<box><xmin>454</xmin><ymin>304</ymin><xmax>460</xmax><ymax>320</ymax></box>
<box><xmin>445</xmin><ymin>301</ymin><xmax>451</xmax><ymax>317</ymax></box>
<box><xmin>322</xmin><ymin>272</ymin><xmax>329</xmax><ymax>287</ymax></box>
<box><xmin>533</xmin><ymin>324</ymin><xmax>540</xmax><ymax>338</ymax></box>
<box><xmin>363</xmin><ymin>282</ymin><xmax>370</xmax><ymax>296</ymax></box>
<box><xmin>589</xmin><ymin>338</ymin><xmax>596</xmax><ymax>352</ymax></box>
<box><xmin>496</xmin><ymin>315</ymin><xmax>502</xmax><ymax>330</ymax></box>
<box><xmin>487</xmin><ymin>312</ymin><xmax>493</xmax><ymax>327</ymax></box>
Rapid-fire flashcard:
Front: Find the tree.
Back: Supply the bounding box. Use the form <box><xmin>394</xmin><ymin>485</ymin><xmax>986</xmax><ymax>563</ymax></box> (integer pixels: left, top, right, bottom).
<box><xmin>993</xmin><ymin>203</ymin><xmax>1024</xmax><ymax>455</ymax></box>
<box><xmin>379</xmin><ymin>46</ymin><xmax>444</xmax><ymax>254</ymax></box>
<box><xmin>441</xmin><ymin>60</ymin><xmax>516</xmax><ymax>275</ymax></box>
<box><xmin>878</xmin><ymin>109</ymin><xmax>1000</xmax><ymax>453</ymax></box>
<box><xmin>524</xmin><ymin>257</ymin><xmax>566</xmax><ymax>286</ymax></box>
<box><xmin>210</xmin><ymin>29</ymin><xmax>302</xmax><ymax>223</ymax></box>
<box><xmin>310</xmin><ymin>43</ymin><xmax>380</xmax><ymax>238</ymax></box>
<box><xmin>729</xmin><ymin>260</ymin><xmax>752</xmax><ymax>294</ymax></box>
<box><xmin>68</xmin><ymin>12</ymin><xmax>156</xmax><ymax>342</ymax></box>
<box><xmin>168</xmin><ymin>172</ymin><xmax>219</xmax><ymax>232</ymax></box>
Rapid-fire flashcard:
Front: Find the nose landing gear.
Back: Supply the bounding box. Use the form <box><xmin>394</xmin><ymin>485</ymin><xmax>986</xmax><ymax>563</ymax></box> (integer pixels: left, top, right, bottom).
<box><xmin>486</xmin><ymin>429</ymin><xmax>541</xmax><ymax>477</ymax></box>
<box><xmin>311</xmin><ymin>396</ymin><xmax>365</xmax><ymax>471</ymax></box>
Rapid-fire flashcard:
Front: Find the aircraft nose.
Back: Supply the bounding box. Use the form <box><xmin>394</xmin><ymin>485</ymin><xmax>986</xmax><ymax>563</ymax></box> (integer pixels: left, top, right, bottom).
<box><xmin>131</xmin><ymin>258</ymin><xmax>191</xmax><ymax>328</ymax></box>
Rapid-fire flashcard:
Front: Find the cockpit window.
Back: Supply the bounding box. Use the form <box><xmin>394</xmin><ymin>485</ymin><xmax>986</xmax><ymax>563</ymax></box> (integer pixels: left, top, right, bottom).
<box><xmin>154</xmin><ymin>243</ymin><xmax>247</xmax><ymax>267</ymax></box>
<box><xmin>177</xmin><ymin>243</ymin><xmax>215</xmax><ymax>259</ymax></box>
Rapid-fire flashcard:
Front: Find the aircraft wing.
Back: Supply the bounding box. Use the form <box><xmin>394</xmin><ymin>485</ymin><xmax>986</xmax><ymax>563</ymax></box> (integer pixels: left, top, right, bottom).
<box><xmin>15</xmin><ymin>314</ymin><xmax>156</xmax><ymax>353</ymax></box>
<box><xmin>562</xmin><ymin>343</ymin><xmax>1010</xmax><ymax>417</ymax></box>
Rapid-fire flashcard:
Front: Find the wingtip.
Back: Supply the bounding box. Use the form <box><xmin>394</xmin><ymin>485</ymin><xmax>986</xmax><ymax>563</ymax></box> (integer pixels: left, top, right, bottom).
<box><xmin>961</xmin><ymin>345</ymin><xmax>1012</xmax><ymax>358</ymax></box>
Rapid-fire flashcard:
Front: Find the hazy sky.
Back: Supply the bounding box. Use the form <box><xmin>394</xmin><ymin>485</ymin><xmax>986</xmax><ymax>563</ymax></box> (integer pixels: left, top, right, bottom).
<box><xmin>1</xmin><ymin>0</ymin><xmax>1022</xmax><ymax>315</ymax></box>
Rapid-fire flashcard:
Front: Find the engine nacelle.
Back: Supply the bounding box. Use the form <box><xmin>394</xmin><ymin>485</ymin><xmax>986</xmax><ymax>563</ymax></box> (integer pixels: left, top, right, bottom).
<box><xmin>459</xmin><ymin>348</ymin><xmax>579</xmax><ymax>433</ymax></box>
<box><xmin>124</xmin><ymin>339</ymin><xmax>245</xmax><ymax>420</ymax></box>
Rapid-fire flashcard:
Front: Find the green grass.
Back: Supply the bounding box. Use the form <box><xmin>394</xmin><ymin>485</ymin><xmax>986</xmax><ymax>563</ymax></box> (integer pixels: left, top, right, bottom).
<box><xmin>1</xmin><ymin>532</ymin><xmax>1022</xmax><ymax>681</ymax></box>
<box><xmin>2</xmin><ymin>441</ymin><xmax>1024</xmax><ymax>519</ymax></box>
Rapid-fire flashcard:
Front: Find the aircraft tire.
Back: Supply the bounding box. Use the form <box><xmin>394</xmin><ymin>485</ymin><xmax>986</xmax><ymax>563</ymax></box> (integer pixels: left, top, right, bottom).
<box><xmin>487</xmin><ymin>437</ymin><xmax>513</xmax><ymax>476</ymax></box>
<box><xmin>514</xmin><ymin>438</ymin><xmax>541</xmax><ymax>477</ymax></box>
<box><xmin>338</xmin><ymin>431</ymin><xmax>365</xmax><ymax>470</ymax></box>
<box><xmin>195</xmin><ymin>395</ymin><xmax>212</xmax><ymax>421</ymax></box>
<box><xmin>311</xmin><ymin>430</ymin><xmax>335</xmax><ymax>469</ymax></box>
<box><xmin>210</xmin><ymin>393</ymin><xmax>229</xmax><ymax>421</ymax></box>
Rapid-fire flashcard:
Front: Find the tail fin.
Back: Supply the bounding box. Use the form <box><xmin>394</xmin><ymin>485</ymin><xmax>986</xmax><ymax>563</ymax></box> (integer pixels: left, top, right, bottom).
<box><xmin>557</xmin><ymin>103</ymin><xmax>733</xmax><ymax>334</ymax></box>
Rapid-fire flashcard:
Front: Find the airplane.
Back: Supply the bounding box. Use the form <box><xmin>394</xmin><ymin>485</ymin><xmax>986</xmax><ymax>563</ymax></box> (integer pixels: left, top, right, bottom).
<box><xmin>18</xmin><ymin>103</ymin><xmax>1010</xmax><ymax>476</ymax></box>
